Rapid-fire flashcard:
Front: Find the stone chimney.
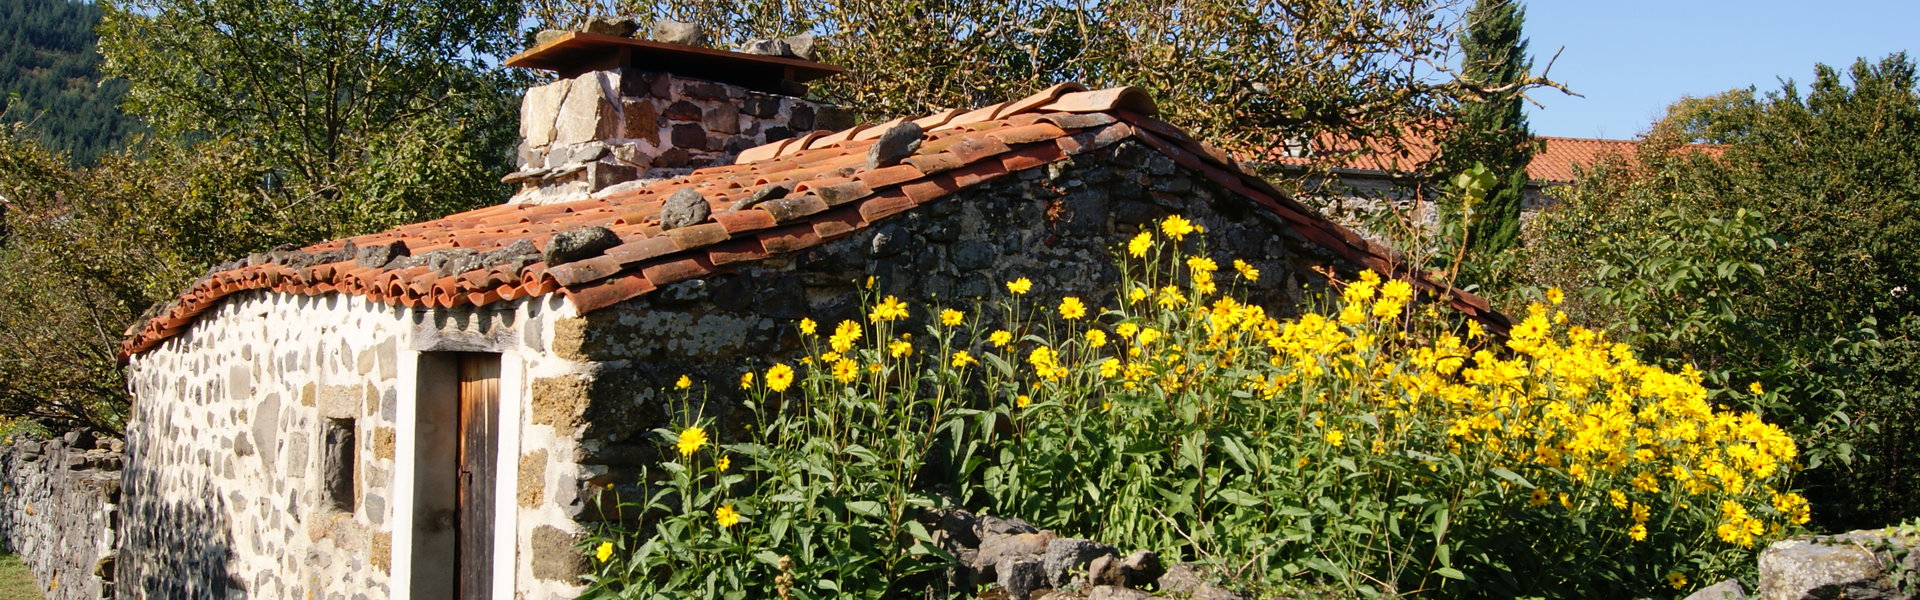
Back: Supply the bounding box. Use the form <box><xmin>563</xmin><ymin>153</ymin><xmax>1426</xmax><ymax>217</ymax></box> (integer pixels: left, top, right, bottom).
<box><xmin>501</xmin><ymin>27</ymin><xmax>853</xmax><ymax>204</ymax></box>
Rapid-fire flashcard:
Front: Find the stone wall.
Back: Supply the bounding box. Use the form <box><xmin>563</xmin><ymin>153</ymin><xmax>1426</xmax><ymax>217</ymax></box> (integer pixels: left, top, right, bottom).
<box><xmin>122</xmin><ymin>291</ymin><xmax>597</xmax><ymax>600</ymax></box>
<box><xmin>0</xmin><ymin>432</ymin><xmax>122</xmax><ymax>600</ymax></box>
<box><xmin>507</xmin><ymin>68</ymin><xmax>855</xmax><ymax>205</ymax></box>
<box><xmin>539</xmin><ymin>139</ymin><xmax>1363</xmax><ymax>512</ymax></box>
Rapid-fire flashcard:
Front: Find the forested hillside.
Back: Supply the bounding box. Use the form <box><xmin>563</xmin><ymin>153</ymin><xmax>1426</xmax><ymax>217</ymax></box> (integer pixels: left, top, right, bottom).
<box><xmin>1</xmin><ymin>0</ymin><xmax>141</xmax><ymax>164</ymax></box>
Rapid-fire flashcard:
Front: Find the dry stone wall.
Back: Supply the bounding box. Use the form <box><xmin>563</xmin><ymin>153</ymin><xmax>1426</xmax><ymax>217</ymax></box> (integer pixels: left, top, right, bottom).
<box><xmin>507</xmin><ymin>68</ymin><xmax>855</xmax><ymax>205</ymax></box>
<box><xmin>0</xmin><ymin>432</ymin><xmax>123</xmax><ymax>600</ymax></box>
<box><xmin>542</xmin><ymin>139</ymin><xmax>1362</xmax><ymax>515</ymax></box>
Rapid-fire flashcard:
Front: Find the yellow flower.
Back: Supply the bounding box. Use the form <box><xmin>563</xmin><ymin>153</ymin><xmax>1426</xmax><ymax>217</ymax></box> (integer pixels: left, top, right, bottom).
<box><xmin>1609</xmin><ymin>489</ymin><xmax>1628</xmax><ymax>509</ymax></box>
<box><xmin>1128</xmin><ymin>232</ymin><xmax>1153</xmax><ymax>257</ymax></box>
<box><xmin>1529</xmin><ymin>489</ymin><xmax>1549</xmax><ymax>507</ymax></box>
<box><xmin>1546</xmin><ymin>287</ymin><xmax>1565</xmax><ymax>305</ymax></box>
<box><xmin>1667</xmin><ymin>572</ymin><xmax>1688</xmax><ymax>590</ymax></box>
<box><xmin>1160</xmin><ymin>215</ymin><xmax>1196</xmax><ymax>240</ymax></box>
<box><xmin>799</xmin><ymin>318</ymin><xmax>817</xmax><ymax>335</ymax></box>
<box><xmin>950</xmin><ymin>351</ymin><xmax>977</xmax><ymax>368</ymax></box>
<box><xmin>1099</xmin><ymin>358</ymin><xmax>1122</xmax><ymax>378</ymax></box>
<box><xmin>676</xmin><ymin>426</ymin><xmax>708</xmax><ymax>457</ymax></box>
<box><xmin>1115</xmin><ymin>323</ymin><xmax>1138</xmax><ymax>338</ymax></box>
<box><xmin>716</xmin><ymin>456</ymin><xmax>731</xmax><ymax>472</ymax></box>
<box><xmin>739</xmin><ymin>371</ymin><xmax>754</xmax><ymax>390</ymax></box>
<box><xmin>1156</xmin><ymin>286</ymin><xmax>1185</xmax><ymax>308</ymax></box>
<box><xmin>1628</xmin><ymin>524</ymin><xmax>1648</xmax><ymax>541</ymax></box>
<box><xmin>715</xmin><ymin>504</ymin><xmax>740</xmax><ymax>528</ymax></box>
<box><xmin>1016</xmin><ymin>394</ymin><xmax>1031</xmax><ymax>408</ymax></box>
<box><xmin>1128</xmin><ymin>286</ymin><xmax>1148</xmax><ymax>304</ymax></box>
<box><xmin>1772</xmin><ymin>492</ymin><xmax>1811</xmax><ymax>525</ymax></box>
<box><xmin>766</xmin><ymin>363</ymin><xmax>795</xmax><ymax>392</ymax></box>
<box><xmin>595</xmin><ymin>541</ymin><xmax>613</xmax><ymax>562</ymax></box>
<box><xmin>1058</xmin><ymin>296</ymin><xmax>1087</xmax><ymax>320</ymax></box>
<box><xmin>830</xmin><ymin>320</ymin><xmax>863</xmax><ymax>353</ymax></box>
<box><xmin>1750</xmin><ymin>381</ymin><xmax>1765</xmax><ymax>395</ymax></box>
<box><xmin>675</xmin><ymin>375</ymin><xmax>692</xmax><ymax>390</ymax></box>
<box><xmin>1085</xmin><ymin>329</ymin><xmax>1108</xmax><ymax>348</ymax></box>
<box><xmin>1324</xmin><ymin>429</ymin><xmax>1344</xmax><ymax>446</ymax></box>
<box><xmin>1233</xmin><ymin>259</ymin><xmax>1259</xmax><ymax>282</ymax></box>
<box><xmin>990</xmin><ymin>330</ymin><xmax>1014</xmax><ymax>347</ymax></box>
<box><xmin>1185</xmin><ymin>255</ymin><xmax>1218</xmax><ymax>274</ymax></box>
<box><xmin>889</xmin><ymin>340</ymin><xmax>913</xmax><ymax>358</ymax></box>
<box><xmin>1007</xmin><ymin>277</ymin><xmax>1033</xmax><ymax>295</ymax></box>
<box><xmin>832</xmin><ymin>359</ymin><xmax>858</xmax><ymax>383</ymax></box>
<box><xmin>940</xmin><ymin>309</ymin><xmax>964</xmax><ymax>326</ymax></box>
<box><xmin>869</xmin><ymin>295</ymin><xmax>909</xmax><ymax>322</ymax></box>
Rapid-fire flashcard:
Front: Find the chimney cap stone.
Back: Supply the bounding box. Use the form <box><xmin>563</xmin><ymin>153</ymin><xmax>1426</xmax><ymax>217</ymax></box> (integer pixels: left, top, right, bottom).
<box><xmin>506</xmin><ymin>31</ymin><xmax>844</xmax><ymax>95</ymax></box>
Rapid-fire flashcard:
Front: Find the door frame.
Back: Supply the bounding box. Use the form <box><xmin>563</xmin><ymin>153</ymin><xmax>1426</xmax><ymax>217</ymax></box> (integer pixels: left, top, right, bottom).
<box><xmin>392</xmin><ymin>349</ymin><xmax>524</xmax><ymax>600</ymax></box>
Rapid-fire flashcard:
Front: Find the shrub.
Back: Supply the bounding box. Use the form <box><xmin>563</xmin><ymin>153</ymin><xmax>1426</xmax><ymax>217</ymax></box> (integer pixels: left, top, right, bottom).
<box><xmin>583</xmin><ymin>216</ymin><xmax>1808</xmax><ymax>598</ymax></box>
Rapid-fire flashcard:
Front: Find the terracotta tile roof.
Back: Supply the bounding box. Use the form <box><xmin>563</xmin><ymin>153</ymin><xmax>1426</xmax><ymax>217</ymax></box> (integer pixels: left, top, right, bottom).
<box><xmin>121</xmin><ymin>83</ymin><xmax>1507</xmax><ymax>358</ymax></box>
<box><xmin>1271</xmin><ymin>131</ymin><xmax>1717</xmax><ymax>184</ymax></box>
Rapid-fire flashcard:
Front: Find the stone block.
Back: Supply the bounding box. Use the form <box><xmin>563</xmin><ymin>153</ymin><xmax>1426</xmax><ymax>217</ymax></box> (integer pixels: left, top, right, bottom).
<box><xmin>670</xmin><ymin>123</ymin><xmax>706</xmax><ymax>149</ymax></box>
<box><xmin>789</xmin><ymin>103</ymin><xmax>816</xmax><ymax>131</ymax></box>
<box><xmin>318</xmin><ymin>385</ymin><xmax>362</xmax><ymax>419</ymax></box>
<box><xmin>742</xmin><ymin>94</ymin><xmax>781</xmax><ymax>119</ymax></box>
<box><xmin>704</xmin><ymin>102</ymin><xmax>740</xmax><ymax>134</ymax></box>
<box><xmin>520</xmin><ymin>81</ymin><xmax>571</xmax><ymax>147</ymax></box>
<box><xmin>621</xmin><ymin>99</ymin><xmax>659</xmax><ymax>144</ymax></box>
<box><xmin>531</xmin><ymin>374</ymin><xmax>593</xmax><ymax>433</ymax></box>
<box><xmin>553</xmin><ymin>72</ymin><xmax>619</xmax><ymax>146</ymax></box>
<box><xmin>519</xmin><ymin>449</ymin><xmax>548</xmax><ymax>508</ymax></box>
<box><xmin>663</xmin><ymin>100</ymin><xmax>702</xmax><ymax>122</ymax></box>
<box><xmin>1759</xmin><ymin>532</ymin><xmax>1918</xmax><ymax>600</ymax></box>
<box><xmin>529</xmin><ymin>525</ymin><xmax>589</xmax><ymax>582</ymax></box>
<box><xmin>372</xmin><ymin>427</ymin><xmax>394</xmax><ymax>460</ymax></box>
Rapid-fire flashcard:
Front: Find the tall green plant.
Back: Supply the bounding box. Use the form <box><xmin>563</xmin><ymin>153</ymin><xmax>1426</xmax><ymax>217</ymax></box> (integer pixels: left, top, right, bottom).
<box><xmin>1433</xmin><ymin>0</ymin><xmax>1534</xmax><ymax>263</ymax></box>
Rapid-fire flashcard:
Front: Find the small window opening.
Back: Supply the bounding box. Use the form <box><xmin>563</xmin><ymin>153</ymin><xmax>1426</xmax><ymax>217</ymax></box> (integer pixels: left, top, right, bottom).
<box><xmin>322</xmin><ymin>417</ymin><xmax>358</xmax><ymax>511</ymax></box>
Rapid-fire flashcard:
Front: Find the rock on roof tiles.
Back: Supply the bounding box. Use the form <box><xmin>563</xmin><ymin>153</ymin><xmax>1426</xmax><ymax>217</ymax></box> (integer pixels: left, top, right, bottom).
<box><xmin>120</xmin><ymin>84</ymin><xmax>1506</xmax><ymax>359</ymax></box>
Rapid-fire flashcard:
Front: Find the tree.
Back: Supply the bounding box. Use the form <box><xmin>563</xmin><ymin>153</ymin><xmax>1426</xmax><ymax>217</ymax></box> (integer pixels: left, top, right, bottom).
<box><xmin>1433</xmin><ymin>0</ymin><xmax>1534</xmax><ymax>261</ymax></box>
<box><xmin>1518</xmin><ymin>53</ymin><xmax>1920</xmax><ymax>530</ymax></box>
<box><xmin>528</xmin><ymin>0</ymin><xmax>1549</xmax><ymax>175</ymax></box>
<box><xmin>97</xmin><ymin>0</ymin><xmax>526</xmax><ymax>240</ymax></box>
<box><xmin>0</xmin><ymin>0</ymin><xmax>533</xmax><ymax>431</ymax></box>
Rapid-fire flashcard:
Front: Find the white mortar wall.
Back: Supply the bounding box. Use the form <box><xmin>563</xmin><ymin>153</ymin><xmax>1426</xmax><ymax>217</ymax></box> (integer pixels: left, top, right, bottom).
<box><xmin>123</xmin><ymin>291</ymin><xmax>591</xmax><ymax>600</ymax></box>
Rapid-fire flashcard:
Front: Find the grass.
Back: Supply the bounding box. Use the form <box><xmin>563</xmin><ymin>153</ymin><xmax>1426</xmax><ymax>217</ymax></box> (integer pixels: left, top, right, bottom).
<box><xmin>0</xmin><ymin>554</ymin><xmax>42</xmax><ymax>600</ymax></box>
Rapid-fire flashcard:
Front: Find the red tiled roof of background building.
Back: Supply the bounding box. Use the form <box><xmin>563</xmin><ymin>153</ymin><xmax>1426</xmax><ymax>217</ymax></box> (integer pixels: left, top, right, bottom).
<box><xmin>1271</xmin><ymin>130</ymin><xmax>1720</xmax><ymax>184</ymax></box>
<box><xmin>120</xmin><ymin>83</ymin><xmax>1507</xmax><ymax>358</ymax></box>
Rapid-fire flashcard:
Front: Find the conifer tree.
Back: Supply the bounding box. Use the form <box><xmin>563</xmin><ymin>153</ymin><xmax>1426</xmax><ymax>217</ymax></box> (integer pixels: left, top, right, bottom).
<box><xmin>1438</xmin><ymin>0</ymin><xmax>1534</xmax><ymax>257</ymax></box>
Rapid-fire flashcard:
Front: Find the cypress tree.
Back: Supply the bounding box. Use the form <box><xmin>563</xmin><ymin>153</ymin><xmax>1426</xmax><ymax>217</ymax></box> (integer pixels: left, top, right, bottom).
<box><xmin>1439</xmin><ymin>0</ymin><xmax>1534</xmax><ymax>256</ymax></box>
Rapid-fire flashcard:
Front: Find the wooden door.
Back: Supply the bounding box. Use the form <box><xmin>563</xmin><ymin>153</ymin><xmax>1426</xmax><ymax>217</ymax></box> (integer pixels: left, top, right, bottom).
<box><xmin>456</xmin><ymin>354</ymin><xmax>501</xmax><ymax>600</ymax></box>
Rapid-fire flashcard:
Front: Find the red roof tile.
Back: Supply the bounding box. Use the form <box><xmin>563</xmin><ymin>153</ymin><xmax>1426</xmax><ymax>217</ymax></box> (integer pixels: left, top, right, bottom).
<box><xmin>121</xmin><ymin>84</ymin><xmax>1508</xmax><ymax>358</ymax></box>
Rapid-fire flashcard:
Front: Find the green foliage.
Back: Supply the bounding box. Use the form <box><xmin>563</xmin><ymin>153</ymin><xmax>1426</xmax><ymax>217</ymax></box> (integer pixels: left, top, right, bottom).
<box><xmin>583</xmin><ymin>297</ymin><xmax>970</xmax><ymax>599</ymax></box>
<box><xmin>533</xmin><ymin>0</ymin><xmax>1484</xmax><ymax>163</ymax></box>
<box><xmin>0</xmin><ymin>0</ymin><xmax>529</xmax><ymax>431</ymax></box>
<box><xmin>1517</xmin><ymin>52</ymin><xmax>1920</xmax><ymax>530</ymax></box>
<box><xmin>0</xmin><ymin>126</ymin><xmax>273</xmax><ymax>430</ymax></box>
<box><xmin>1433</xmin><ymin>0</ymin><xmax>1534</xmax><ymax>261</ymax></box>
<box><xmin>97</xmin><ymin>0</ymin><xmax>524</xmax><ymax>239</ymax></box>
<box><xmin>586</xmin><ymin>222</ymin><xmax>1810</xmax><ymax>599</ymax></box>
<box><xmin>0</xmin><ymin>0</ymin><xmax>143</xmax><ymax>164</ymax></box>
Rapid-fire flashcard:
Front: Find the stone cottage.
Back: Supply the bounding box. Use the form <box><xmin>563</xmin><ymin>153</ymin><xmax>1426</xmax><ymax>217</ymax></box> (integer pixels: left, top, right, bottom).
<box><xmin>115</xmin><ymin>31</ymin><xmax>1504</xmax><ymax>600</ymax></box>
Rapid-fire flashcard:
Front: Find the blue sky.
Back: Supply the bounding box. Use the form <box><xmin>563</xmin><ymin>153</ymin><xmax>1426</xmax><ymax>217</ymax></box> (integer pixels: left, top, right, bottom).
<box><xmin>1521</xmin><ymin>1</ymin><xmax>1917</xmax><ymax>139</ymax></box>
